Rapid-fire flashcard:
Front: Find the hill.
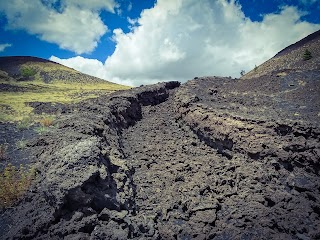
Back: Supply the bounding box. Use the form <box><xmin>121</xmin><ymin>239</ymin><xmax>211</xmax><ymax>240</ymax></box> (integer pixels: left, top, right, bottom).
<box><xmin>0</xmin><ymin>56</ymin><xmax>130</xmax><ymax>121</ymax></box>
<box><xmin>242</xmin><ymin>29</ymin><xmax>320</xmax><ymax>79</ymax></box>
<box><xmin>0</xmin><ymin>31</ymin><xmax>320</xmax><ymax>240</ymax></box>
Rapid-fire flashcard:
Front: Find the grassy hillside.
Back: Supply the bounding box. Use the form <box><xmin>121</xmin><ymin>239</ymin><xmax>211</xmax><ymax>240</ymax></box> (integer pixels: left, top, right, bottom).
<box><xmin>0</xmin><ymin>56</ymin><xmax>130</xmax><ymax>122</ymax></box>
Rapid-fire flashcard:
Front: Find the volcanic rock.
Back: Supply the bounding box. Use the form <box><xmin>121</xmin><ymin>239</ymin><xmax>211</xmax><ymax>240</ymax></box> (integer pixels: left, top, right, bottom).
<box><xmin>0</xmin><ymin>31</ymin><xmax>320</xmax><ymax>239</ymax></box>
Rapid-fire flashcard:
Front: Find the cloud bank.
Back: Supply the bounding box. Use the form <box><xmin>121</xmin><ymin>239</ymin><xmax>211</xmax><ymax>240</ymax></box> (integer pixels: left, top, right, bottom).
<box><xmin>0</xmin><ymin>0</ymin><xmax>117</xmax><ymax>54</ymax></box>
<box><xmin>50</xmin><ymin>0</ymin><xmax>320</xmax><ymax>86</ymax></box>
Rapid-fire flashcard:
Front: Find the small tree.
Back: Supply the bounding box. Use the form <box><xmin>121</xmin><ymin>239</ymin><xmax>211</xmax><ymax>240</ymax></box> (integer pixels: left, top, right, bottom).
<box><xmin>254</xmin><ymin>65</ymin><xmax>258</xmax><ymax>71</ymax></box>
<box><xmin>240</xmin><ymin>70</ymin><xmax>246</xmax><ymax>76</ymax></box>
<box><xmin>303</xmin><ymin>49</ymin><xmax>312</xmax><ymax>61</ymax></box>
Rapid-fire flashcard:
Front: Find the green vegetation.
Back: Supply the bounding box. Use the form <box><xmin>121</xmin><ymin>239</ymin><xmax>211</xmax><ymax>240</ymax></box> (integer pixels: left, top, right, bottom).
<box><xmin>20</xmin><ymin>66</ymin><xmax>37</xmax><ymax>78</ymax></box>
<box><xmin>34</xmin><ymin>126</ymin><xmax>50</xmax><ymax>134</ymax></box>
<box><xmin>16</xmin><ymin>138</ymin><xmax>28</xmax><ymax>150</ymax></box>
<box><xmin>16</xmin><ymin>116</ymin><xmax>34</xmax><ymax>129</ymax></box>
<box><xmin>0</xmin><ymin>82</ymin><xmax>128</xmax><ymax>121</ymax></box>
<box><xmin>303</xmin><ymin>49</ymin><xmax>312</xmax><ymax>61</ymax></box>
<box><xmin>0</xmin><ymin>141</ymin><xmax>34</xmax><ymax>209</ymax></box>
<box><xmin>0</xmin><ymin>164</ymin><xmax>36</xmax><ymax>208</ymax></box>
<box><xmin>0</xmin><ymin>61</ymin><xmax>131</xmax><ymax>122</ymax></box>
<box><xmin>0</xmin><ymin>58</ymin><xmax>130</xmax><ymax>208</ymax></box>
<box><xmin>35</xmin><ymin>117</ymin><xmax>57</xmax><ymax>134</ymax></box>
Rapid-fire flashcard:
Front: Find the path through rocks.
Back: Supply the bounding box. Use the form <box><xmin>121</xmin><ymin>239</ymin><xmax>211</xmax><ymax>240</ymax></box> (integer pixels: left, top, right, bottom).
<box><xmin>122</xmin><ymin>92</ymin><xmax>223</xmax><ymax>238</ymax></box>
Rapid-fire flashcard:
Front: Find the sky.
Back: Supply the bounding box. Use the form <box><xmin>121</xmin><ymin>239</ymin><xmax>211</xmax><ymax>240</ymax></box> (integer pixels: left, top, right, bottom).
<box><xmin>0</xmin><ymin>0</ymin><xmax>319</xmax><ymax>86</ymax></box>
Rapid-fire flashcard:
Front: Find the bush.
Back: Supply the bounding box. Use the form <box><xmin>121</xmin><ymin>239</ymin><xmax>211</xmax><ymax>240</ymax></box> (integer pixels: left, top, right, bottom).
<box><xmin>34</xmin><ymin>126</ymin><xmax>50</xmax><ymax>134</ymax></box>
<box><xmin>39</xmin><ymin>116</ymin><xmax>54</xmax><ymax>127</ymax></box>
<box><xmin>17</xmin><ymin>116</ymin><xmax>34</xmax><ymax>129</ymax></box>
<box><xmin>20</xmin><ymin>67</ymin><xmax>37</xmax><ymax>78</ymax></box>
<box><xmin>0</xmin><ymin>164</ymin><xmax>35</xmax><ymax>208</ymax></box>
<box><xmin>303</xmin><ymin>49</ymin><xmax>312</xmax><ymax>61</ymax></box>
<box><xmin>16</xmin><ymin>139</ymin><xmax>28</xmax><ymax>150</ymax></box>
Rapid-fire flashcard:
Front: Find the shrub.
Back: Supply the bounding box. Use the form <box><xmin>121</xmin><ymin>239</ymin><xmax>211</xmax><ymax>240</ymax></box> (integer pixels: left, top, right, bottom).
<box><xmin>17</xmin><ymin>116</ymin><xmax>34</xmax><ymax>129</ymax></box>
<box><xmin>34</xmin><ymin>126</ymin><xmax>50</xmax><ymax>134</ymax></box>
<box><xmin>16</xmin><ymin>139</ymin><xmax>28</xmax><ymax>150</ymax></box>
<box><xmin>20</xmin><ymin>67</ymin><xmax>37</xmax><ymax>78</ymax></box>
<box><xmin>240</xmin><ymin>70</ymin><xmax>246</xmax><ymax>76</ymax></box>
<box><xmin>303</xmin><ymin>49</ymin><xmax>312</xmax><ymax>61</ymax></box>
<box><xmin>39</xmin><ymin>116</ymin><xmax>54</xmax><ymax>127</ymax></box>
<box><xmin>0</xmin><ymin>164</ymin><xmax>36</xmax><ymax>208</ymax></box>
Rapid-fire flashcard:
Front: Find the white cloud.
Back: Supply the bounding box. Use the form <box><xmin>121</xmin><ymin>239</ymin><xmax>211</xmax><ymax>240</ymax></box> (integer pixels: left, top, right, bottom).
<box><xmin>127</xmin><ymin>17</ymin><xmax>138</xmax><ymax>26</ymax></box>
<box><xmin>127</xmin><ymin>2</ymin><xmax>133</xmax><ymax>12</ymax></box>
<box><xmin>63</xmin><ymin>0</ymin><xmax>118</xmax><ymax>12</ymax></box>
<box><xmin>50</xmin><ymin>0</ymin><xmax>320</xmax><ymax>86</ymax></box>
<box><xmin>0</xmin><ymin>43</ymin><xmax>12</xmax><ymax>52</ymax></box>
<box><xmin>0</xmin><ymin>0</ymin><xmax>117</xmax><ymax>54</ymax></box>
<box><xmin>50</xmin><ymin>55</ymin><xmax>107</xmax><ymax>79</ymax></box>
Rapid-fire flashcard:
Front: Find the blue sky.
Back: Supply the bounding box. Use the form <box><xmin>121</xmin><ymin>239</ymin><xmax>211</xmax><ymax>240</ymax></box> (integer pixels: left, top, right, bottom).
<box><xmin>0</xmin><ymin>0</ymin><xmax>319</xmax><ymax>86</ymax></box>
<box><xmin>0</xmin><ymin>0</ymin><xmax>156</xmax><ymax>61</ymax></box>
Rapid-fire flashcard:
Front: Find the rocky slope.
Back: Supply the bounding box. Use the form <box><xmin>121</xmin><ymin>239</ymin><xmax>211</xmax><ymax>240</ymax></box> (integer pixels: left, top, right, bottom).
<box><xmin>0</xmin><ymin>32</ymin><xmax>320</xmax><ymax>239</ymax></box>
<box><xmin>242</xmin><ymin>30</ymin><xmax>320</xmax><ymax>80</ymax></box>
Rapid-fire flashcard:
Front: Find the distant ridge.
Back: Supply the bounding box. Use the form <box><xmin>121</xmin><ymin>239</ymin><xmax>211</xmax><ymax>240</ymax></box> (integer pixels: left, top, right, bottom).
<box><xmin>0</xmin><ymin>56</ymin><xmax>51</xmax><ymax>64</ymax></box>
<box><xmin>0</xmin><ymin>56</ymin><xmax>118</xmax><ymax>85</ymax></box>
<box><xmin>0</xmin><ymin>55</ymin><xmax>130</xmax><ymax>121</ymax></box>
<box><xmin>0</xmin><ymin>56</ymin><xmax>57</xmax><ymax>75</ymax></box>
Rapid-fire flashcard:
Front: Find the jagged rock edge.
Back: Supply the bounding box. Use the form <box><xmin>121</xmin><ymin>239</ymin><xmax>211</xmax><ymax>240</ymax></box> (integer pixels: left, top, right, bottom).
<box><xmin>3</xmin><ymin>81</ymin><xmax>181</xmax><ymax>239</ymax></box>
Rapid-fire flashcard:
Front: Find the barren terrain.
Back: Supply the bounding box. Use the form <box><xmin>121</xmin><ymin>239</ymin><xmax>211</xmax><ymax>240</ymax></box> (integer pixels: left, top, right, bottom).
<box><xmin>0</xmin><ymin>31</ymin><xmax>319</xmax><ymax>239</ymax></box>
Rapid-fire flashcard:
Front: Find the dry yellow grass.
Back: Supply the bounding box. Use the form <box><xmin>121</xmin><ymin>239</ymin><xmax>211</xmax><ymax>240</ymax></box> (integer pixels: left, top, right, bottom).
<box><xmin>0</xmin><ymin>61</ymin><xmax>131</xmax><ymax>121</ymax></box>
<box><xmin>39</xmin><ymin>116</ymin><xmax>54</xmax><ymax>127</ymax></box>
<box><xmin>0</xmin><ymin>164</ymin><xmax>35</xmax><ymax>208</ymax></box>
